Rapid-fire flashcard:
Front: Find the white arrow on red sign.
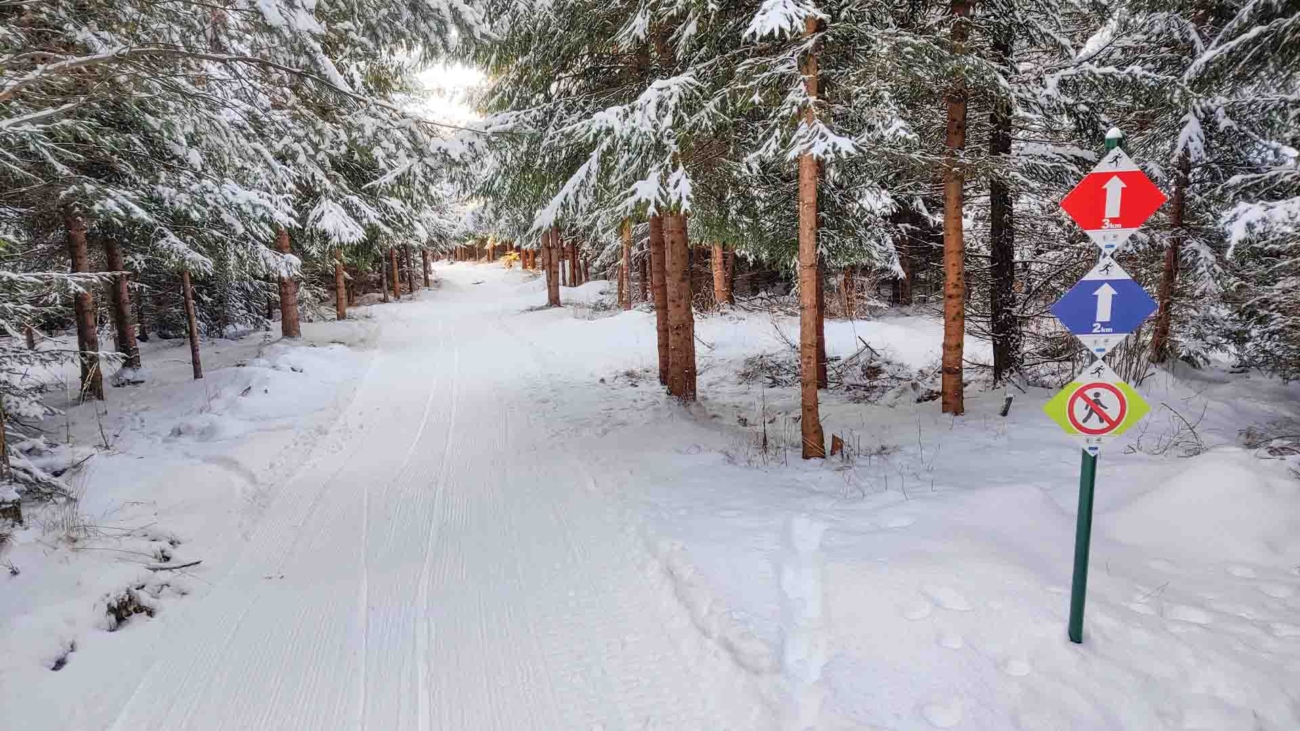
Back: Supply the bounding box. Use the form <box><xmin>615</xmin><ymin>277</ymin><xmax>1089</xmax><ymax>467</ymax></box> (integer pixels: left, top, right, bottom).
<box><xmin>1060</xmin><ymin>148</ymin><xmax>1168</xmax><ymax>254</ymax></box>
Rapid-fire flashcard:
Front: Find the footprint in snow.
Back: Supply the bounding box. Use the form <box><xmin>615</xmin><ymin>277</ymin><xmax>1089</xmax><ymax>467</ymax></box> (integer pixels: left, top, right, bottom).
<box><xmin>902</xmin><ymin>600</ymin><xmax>933</xmax><ymax>621</ymax></box>
<box><xmin>921</xmin><ymin>585</ymin><xmax>973</xmax><ymax>612</ymax></box>
<box><xmin>1000</xmin><ymin>658</ymin><xmax>1033</xmax><ymax>677</ymax></box>
<box><xmin>1126</xmin><ymin>601</ymin><xmax>1157</xmax><ymax>616</ymax></box>
<box><xmin>920</xmin><ymin>698</ymin><xmax>963</xmax><ymax>728</ymax></box>
<box><xmin>1268</xmin><ymin>622</ymin><xmax>1300</xmax><ymax>638</ymax></box>
<box><xmin>1165</xmin><ymin>604</ymin><xmax>1212</xmax><ymax>625</ymax></box>
<box><xmin>1226</xmin><ymin>565</ymin><xmax>1257</xmax><ymax>579</ymax></box>
<box><xmin>937</xmin><ymin>629</ymin><xmax>964</xmax><ymax>649</ymax></box>
<box><xmin>1147</xmin><ymin>558</ymin><xmax>1178</xmax><ymax>572</ymax></box>
<box><xmin>1257</xmin><ymin>583</ymin><xmax>1295</xmax><ymax>599</ymax></box>
<box><xmin>881</xmin><ymin>515</ymin><xmax>915</xmax><ymax>529</ymax></box>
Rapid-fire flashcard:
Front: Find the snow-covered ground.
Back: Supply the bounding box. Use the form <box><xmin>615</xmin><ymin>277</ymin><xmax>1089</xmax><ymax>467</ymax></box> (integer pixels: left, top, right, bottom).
<box><xmin>3</xmin><ymin>262</ymin><xmax>1299</xmax><ymax>730</ymax></box>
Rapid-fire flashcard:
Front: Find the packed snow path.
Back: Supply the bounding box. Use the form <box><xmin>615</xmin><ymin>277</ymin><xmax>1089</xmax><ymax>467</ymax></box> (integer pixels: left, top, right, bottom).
<box><xmin>105</xmin><ymin>265</ymin><xmax>767</xmax><ymax>730</ymax></box>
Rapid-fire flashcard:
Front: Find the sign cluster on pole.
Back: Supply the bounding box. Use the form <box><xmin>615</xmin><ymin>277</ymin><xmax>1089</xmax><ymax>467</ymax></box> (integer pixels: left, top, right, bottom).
<box><xmin>1046</xmin><ymin>139</ymin><xmax>1165</xmax><ymax>456</ymax></box>
<box><xmin>1046</xmin><ymin>129</ymin><xmax>1166</xmax><ymax>644</ymax></box>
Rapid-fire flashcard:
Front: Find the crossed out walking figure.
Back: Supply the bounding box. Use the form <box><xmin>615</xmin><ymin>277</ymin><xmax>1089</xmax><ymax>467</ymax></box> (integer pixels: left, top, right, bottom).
<box><xmin>1082</xmin><ymin>390</ymin><xmax>1110</xmax><ymax>425</ymax></box>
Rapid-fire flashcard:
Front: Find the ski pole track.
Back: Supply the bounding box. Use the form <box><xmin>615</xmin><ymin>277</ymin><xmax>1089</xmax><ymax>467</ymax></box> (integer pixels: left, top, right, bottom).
<box><xmin>101</xmin><ymin>268</ymin><xmax>771</xmax><ymax>730</ymax></box>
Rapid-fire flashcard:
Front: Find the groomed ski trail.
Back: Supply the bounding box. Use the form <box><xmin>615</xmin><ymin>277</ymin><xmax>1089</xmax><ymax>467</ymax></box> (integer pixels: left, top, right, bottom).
<box><xmin>105</xmin><ymin>265</ymin><xmax>771</xmax><ymax>731</ymax></box>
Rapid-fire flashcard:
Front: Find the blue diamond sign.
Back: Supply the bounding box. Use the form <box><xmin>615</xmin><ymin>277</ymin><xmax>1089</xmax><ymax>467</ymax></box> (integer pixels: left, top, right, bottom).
<box><xmin>1050</xmin><ymin>257</ymin><xmax>1157</xmax><ymax>357</ymax></box>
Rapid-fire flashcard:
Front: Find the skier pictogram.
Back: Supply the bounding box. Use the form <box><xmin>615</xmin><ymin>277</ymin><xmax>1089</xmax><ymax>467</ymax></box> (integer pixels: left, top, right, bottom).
<box><xmin>1059</xmin><ymin>147</ymin><xmax>1168</xmax><ymax>254</ymax></box>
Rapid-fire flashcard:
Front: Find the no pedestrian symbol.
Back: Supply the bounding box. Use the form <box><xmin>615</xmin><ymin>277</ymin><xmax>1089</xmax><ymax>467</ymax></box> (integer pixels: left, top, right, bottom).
<box><xmin>1067</xmin><ymin>382</ymin><xmax>1126</xmax><ymax>436</ymax></box>
<box><xmin>1060</xmin><ymin>147</ymin><xmax>1168</xmax><ymax>255</ymax></box>
<box><xmin>1043</xmin><ymin>360</ymin><xmax>1150</xmax><ymax>453</ymax></box>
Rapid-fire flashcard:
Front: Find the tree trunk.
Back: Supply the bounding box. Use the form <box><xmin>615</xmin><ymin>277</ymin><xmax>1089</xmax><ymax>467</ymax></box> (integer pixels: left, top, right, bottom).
<box><xmin>638</xmin><ymin>255</ymin><xmax>649</xmax><ymax>303</ymax></box>
<box><xmin>664</xmin><ymin>212</ymin><xmax>696</xmax><ymax>401</ymax></box>
<box><xmin>894</xmin><ymin>207</ymin><xmax>914</xmax><ymax>305</ymax></box>
<box><xmin>381</xmin><ymin>255</ymin><xmax>390</xmax><ymax>303</ymax></box>
<box><xmin>24</xmin><ymin>324</ymin><xmax>35</xmax><ymax>350</ymax></box>
<box><xmin>711</xmin><ymin>243</ymin><xmax>734</xmax><ymax>307</ymax></box>
<box><xmin>276</xmin><ymin>228</ymin><xmax>301</xmax><ymax>339</ymax></box>
<box><xmin>559</xmin><ymin>236</ymin><xmax>569</xmax><ymax>287</ymax></box>
<box><xmin>136</xmin><ymin>293</ymin><xmax>149</xmax><ymax>342</ymax></box>
<box><xmin>390</xmin><ymin>247</ymin><xmax>401</xmax><ymax>300</ymax></box>
<box><xmin>422</xmin><ymin>249</ymin><xmax>431</xmax><ymax>288</ymax></box>
<box><xmin>620</xmin><ymin>220</ymin><xmax>633</xmax><ymax>310</ymax></box>
<box><xmin>798</xmin><ymin>16</ymin><xmax>825</xmax><ymax>458</ymax></box>
<box><xmin>989</xmin><ymin>29</ymin><xmax>1019</xmax><ymax>386</ymax></box>
<box><xmin>649</xmin><ymin>215</ymin><xmax>670</xmax><ymax>386</ymax></box>
<box><xmin>405</xmin><ymin>247</ymin><xmax>416</xmax><ymax>294</ymax></box>
<box><xmin>334</xmin><ymin>249</ymin><xmax>347</xmax><ymax>321</ymax></box>
<box><xmin>102</xmin><ymin>238</ymin><xmax>141</xmax><ymax>370</ymax></box>
<box><xmin>0</xmin><ymin>398</ymin><xmax>10</xmax><ymax>483</ymax></box>
<box><xmin>546</xmin><ymin>227</ymin><xmax>562</xmax><ymax>306</ymax></box>
<box><xmin>941</xmin><ymin>0</ymin><xmax>971</xmax><ymax>416</ymax></box>
<box><xmin>64</xmin><ymin>207</ymin><xmax>103</xmax><ymax>401</ymax></box>
<box><xmin>816</xmin><ymin>257</ymin><xmax>828</xmax><ymax>389</ymax></box>
<box><xmin>181</xmin><ymin>270</ymin><xmax>203</xmax><ymax>380</ymax></box>
<box><xmin>843</xmin><ymin>266</ymin><xmax>857</xmax><ymax>319</ymax></box>
<box><xmin>1150</xmin><ymin>152</ymin><xmax>1190</xmax><ymax>364</ymax></box>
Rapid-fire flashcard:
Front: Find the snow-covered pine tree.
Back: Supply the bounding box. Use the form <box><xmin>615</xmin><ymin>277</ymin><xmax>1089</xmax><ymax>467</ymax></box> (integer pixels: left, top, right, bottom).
<box><xmin>1209</xmin><ymin>1</ymin><xmax>1300</xmax><ymax>378</ymax></box>
<box><xmin>1</xmin><ymin>0</ymin><xmax>487</xmax><ymax>488</ymax></box>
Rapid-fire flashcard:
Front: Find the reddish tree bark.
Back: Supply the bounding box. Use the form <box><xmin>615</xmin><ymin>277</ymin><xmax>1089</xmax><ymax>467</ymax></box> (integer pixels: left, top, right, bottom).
<box><xmin>64</xmin><ymin>207</ymin><xmax>103</xmax><ymax>400</ymax></box>
<box><xmin>816</xmin><ymin>258</ymin><xmax>828</xmax><ymax>389</ymax></box>
<box><xmin>941</xmin><ymin>0</ymin><xmax>971</xmax><ymax>415</ymax></box>
<box><xmin>181</xmin><ymin>270</ymin><xmax>203</xmax><ymax>380</ymax></box>
<box><xmin>798</xmin><ymin>16</ymin><xmax>824</xmax><ymax>457</ymax></box>
<box><xmin>546</xmin><ymin>228</ymin><xmax>562</xmax><ymax>306</ymax></box>
<box><xmin>843</xmin><ymin>266</ymin><xmax>857</xmax><ymax>319</ymax></box>
<box><xmin>664</xmin><ymin>213</ymin><xmax>696</xmax><ymax>401</ymax></box>
<box><xmin>649</xmin><ymin>215</ymin><xmax>670</xmax><ymax>386</ymax></box>
<box><xmin>390</xmin><ymin>247</ymin><xmax>401</xmax><ymax>300</ymax></box>
<box><xmin>559</xmin><ymin>235</ymin><xmax>569</xmax><ymax>287</ymax></box>
<box><xmin>638</xmin><ymin>255</ymin><xmax>648</xmax><ymax>303</ymax></box>
<box><xmin>103</xmin><ymin>237</ymin><xmax>141</xmax><ymax>369</ymax></box>
<box><xmin>405</xmin><ymin>247</ymin><xmax>416</xmax><ymax>294</ymax></box>
<box><xmin>711</xmin><ymin>243</ymin><xmax>733</xmax><ymax>307</ymax></box>
<box><xmin>334</xmin><ymin>249</ymin><xmax>347</xmax><ymax>321</ymax></box>
<box><xmin>620</xmin><ymin>220</ymin><xmax>633</xmax><ymax>310</ymax></box>
<box><xmin>276</xmin><ymin>228</ymin><xmax>301</xmax><ymax>338</ymax></box>
<box><xmin>1150</xmin><ymin>152</ymin><xmax>1190</xmax><ymax>364</ymax></box>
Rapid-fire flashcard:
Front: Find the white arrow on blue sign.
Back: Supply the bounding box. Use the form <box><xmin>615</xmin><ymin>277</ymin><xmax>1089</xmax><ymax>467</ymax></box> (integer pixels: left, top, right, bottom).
<box><xmin>1050</xmin><ymin>257</ymin><xmax>1157</xmax><ymax>357</ymax></box>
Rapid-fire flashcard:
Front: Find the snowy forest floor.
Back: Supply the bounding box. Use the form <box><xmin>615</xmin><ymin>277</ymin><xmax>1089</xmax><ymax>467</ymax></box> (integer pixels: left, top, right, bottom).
<box><xmin>3</xmin><ymin>261</ymin><xmax>1300</xmax><ymax>730</ymax></box>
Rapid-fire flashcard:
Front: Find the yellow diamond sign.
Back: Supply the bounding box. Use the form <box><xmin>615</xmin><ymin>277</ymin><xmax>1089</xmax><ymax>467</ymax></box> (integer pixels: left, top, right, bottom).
<box><xmin>1044</xmin><ymin>359</ymin><xmax>1150</xmax><ymax>452</ymax></box>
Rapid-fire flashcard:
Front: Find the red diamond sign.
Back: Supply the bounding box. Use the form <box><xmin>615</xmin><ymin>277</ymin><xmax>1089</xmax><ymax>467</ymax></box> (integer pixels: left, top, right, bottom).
<box><xmin>1060</xmin><ymin>147</ymin><xmax>1168</xmax><ymax>254</ymax></box>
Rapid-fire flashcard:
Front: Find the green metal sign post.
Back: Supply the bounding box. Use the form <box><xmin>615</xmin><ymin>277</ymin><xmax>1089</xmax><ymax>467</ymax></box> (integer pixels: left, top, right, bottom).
<box><xmin>1047</xmin><ymin>128</ymin><xmax>1163</xmax><ymax>645</ymax></box>
<box><xmin>1064</xmin><ymin>131</ymin><xmax>1124</xmax><ymax>646</ymax></box>
<box><xmin>1068</xmin><ymin>449</ymin><xmax>1098</xmax><ymax>643</ymax></box>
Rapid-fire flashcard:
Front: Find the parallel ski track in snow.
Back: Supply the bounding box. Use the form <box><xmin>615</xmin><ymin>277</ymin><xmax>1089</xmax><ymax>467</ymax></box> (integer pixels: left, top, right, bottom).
<box><xmin>104</xmin><ymin>268</ymin><xmax>770</xmax><ymax>730</ymax></box>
